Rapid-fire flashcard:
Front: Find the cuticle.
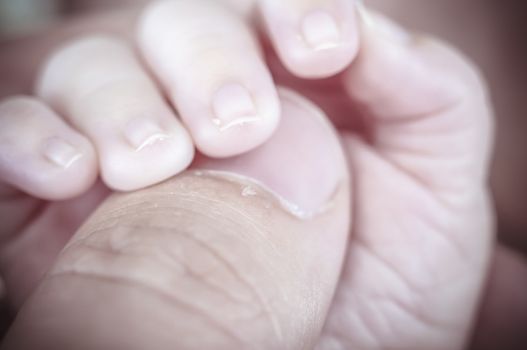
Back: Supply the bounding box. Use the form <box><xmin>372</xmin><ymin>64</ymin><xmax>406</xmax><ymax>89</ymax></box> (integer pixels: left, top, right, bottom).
<box><xmin>188</xmin><ymin>169</ymin><xmax>341</xmax><ymax>220</ymax></box>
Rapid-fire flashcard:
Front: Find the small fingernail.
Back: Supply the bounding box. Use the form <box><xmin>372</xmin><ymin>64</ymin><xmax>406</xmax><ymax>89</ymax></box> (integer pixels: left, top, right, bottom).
<box><xmin>301</xmin><ymin>11</ymin><xmax>341</xmax><ymax>50</ymax></box>
<box><xmin>211</xmin><ymin>83</ymin><xmax>260</xmax><ymax>132</ymax></box>
<box><xmin>124</xmin><ymin>118</ymin><xmax>170</xmax><ymax>152</ymax></box>
<box><xmin>357</xmin><ymin>4</ymin><xmax>412</xmax><ymax>43</ymax></box>
<box><xmin>43</xmin><ymin>137</ymin><xmax>83</xmax><ymax>169</ymax></box>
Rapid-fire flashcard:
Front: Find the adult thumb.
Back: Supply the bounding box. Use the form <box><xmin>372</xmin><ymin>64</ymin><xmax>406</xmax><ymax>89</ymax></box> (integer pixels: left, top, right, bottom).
<box><xmin>1</xmin><ymin>89</ymin><xmax>351</xmax><ymax>350</ymax></box>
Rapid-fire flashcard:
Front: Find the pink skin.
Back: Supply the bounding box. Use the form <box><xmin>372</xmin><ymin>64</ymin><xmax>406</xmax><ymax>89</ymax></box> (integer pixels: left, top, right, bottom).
<box><xmin>0</xmin><ymin>0</ymin><xmax>525</xmax><ymax>349</ymax></box>
<box><xmin>12</xmin><ymin>0</ymin><xmax>359</xmax><ymax>194</ymax></box>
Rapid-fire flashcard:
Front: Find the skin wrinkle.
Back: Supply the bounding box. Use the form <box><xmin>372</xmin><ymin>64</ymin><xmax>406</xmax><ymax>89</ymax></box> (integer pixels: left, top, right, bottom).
<box><xmin>376</xmin><ymin>147</ymin><xmax>482</xmax><ymax>194</ymax></box>
<box><xmin>345</xmin><ymin>298</ymin><xmax>384</xmax><ymax>350</ymax></box>
<box><xmin>356</xmin><ymin>210</ymin><xmax>482</xmax><ymax>307</ymax></box>
<box><xmin>343</xmin><ymin>147</ymin><xmax>489</xmax><ymax>350</ymax></box>
<box><xmin>417</xmin><ymin>213</ymin><xmax>468</xmax><ymax>269</ymax></box>
<box><xmin>54</xmin><ymin>225</ymin><xmax>282</xmax><ymax>346</ymax></box>
<box><xmin>353</xmin><ymin>239</ymin><xmax>420</xmax><ymax>304</ymax></box>
<box><xmin>353</xmin><ymin>141</ymin><xmax>446</xmax><ymax>210</ymax></box>
<box><xmin>95</xmin><ymin>190</ymin><xmax>265</xmax><ymax>225</ymax></box>
<box><xmin>45</xmin><ymin>271</ymin><xmax>246</xmax><ymax>347</ymax></box>
<box><xmin>149</xmin><ymin>219</ymin><xmax>284</xmax><ymax>342</ymax></box>
<box><xmin>349</xmin><ymin>236</ymin><xmax>482</xmax><ymax>348</ymax></box>
<box><xmin>376</xmin><ymin>129</ymin><xmax>477</xmax><ymax>159</ymax></box>
<box><xmin>390</xmin><ymin>191</ymin><xmax>470</xmax><ymax>268</ymax></box>
<box><xmin>72</xmin><ymin>202</ymin><xmax>278</xmax><ymax>278</ymax></box>
<box><xmin>160</xmin><ymin>196</ymin><xmax>286</xmax><ymax>341</ymax></box>
<box><xmin>58</xmin><ymin>176</ymin><xmax>303</xmax><ymax>344</ymax></box>
<box><xmin>377</xmin><ymin>116</ymin><xmax>489</xmax><ymax>168</ymax></box>
<box><xmin>358</xmin><ymin>297</ymin><xmax>431</xmax><ymax>350</ymax></box>
<box><xmin>343</xmin><ymin>292</ymin><xmax>454</xmax><ymax>350</ymax></box>
<box><xmin>70</xmin><ymin>233</ymin><xmax>246</xmax><ymax>307</ymax></box>
<box><xmin>376</xmin><ymin>287</ymin><xmax>455</xmax><ymax>335</ymax></box>
<box><xmin>79</xmin><ymin>192</ymin><xmax>283</xmax><ymax>257</ymax></box>
<box><xmin>370</xmin><ymin>98</ymin><xmax>464</xmax><ymax>125</ymax></box>
<box><xmin>374</xmin><ymin>99</ymin><xmax>488</xmax><ymax>137</ymax></box>
<box><xmin>69</xmin><ymin>230</ymin><xmax>251</xmax><ymax>305</ymax></box>
<box><xmin>380</xmin><ymin>146</ymin><xmax>482</xmax><ymax>196</ymax></box>
<box><xmin>408</xmin><ymin>189</ymin><xmax>469</xmax><ymax>255</ymax></box>
<box><xmin>321</xmin><ymin>145</ymin><xmax>380</xmax><ymax>350</ymax></box>
<box><xmin>372</xmin><ymin>142</ymin><xmax>486</xmax><ymax>211</ymax></box>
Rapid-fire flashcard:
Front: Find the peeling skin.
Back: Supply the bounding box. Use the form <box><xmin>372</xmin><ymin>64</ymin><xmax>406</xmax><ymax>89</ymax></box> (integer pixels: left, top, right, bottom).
<box><xmin>189</xmin><ymin>169</ymin><xmax>340</xmax><ymax>220</ymax></box>
<box><xmin>241</xmin><ymin>185</ymin><xmax>257</xmax><ymax>197</ymax></box>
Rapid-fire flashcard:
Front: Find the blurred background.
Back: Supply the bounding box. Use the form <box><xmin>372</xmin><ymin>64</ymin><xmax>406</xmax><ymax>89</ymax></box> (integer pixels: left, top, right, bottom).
<box><xmin>0</xmin><ymin>0</ymin><xmax>146</xmax><ymax>37</ymax></box>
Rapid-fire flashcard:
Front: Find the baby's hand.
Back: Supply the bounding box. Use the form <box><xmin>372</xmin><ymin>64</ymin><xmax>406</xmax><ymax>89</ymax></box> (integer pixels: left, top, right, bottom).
<box><xmin>0</xmin><ymin>0</ymin><xmax>360</xmax><ymax>194</ymax></box>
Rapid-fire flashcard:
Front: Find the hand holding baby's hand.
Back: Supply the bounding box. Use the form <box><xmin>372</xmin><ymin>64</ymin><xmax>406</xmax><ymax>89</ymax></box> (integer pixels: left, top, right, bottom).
<box><xmin>0</xmin><ymin>1</ymin><xmax>506</xmax><ymax>349</ymax></box>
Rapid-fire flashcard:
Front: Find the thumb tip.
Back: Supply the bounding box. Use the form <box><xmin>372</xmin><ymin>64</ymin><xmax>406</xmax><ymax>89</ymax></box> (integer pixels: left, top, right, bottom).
<box><xmin>194</xmin><ymin>87</ymin><xmax>349</xmax><ymax>219</ymax></box>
